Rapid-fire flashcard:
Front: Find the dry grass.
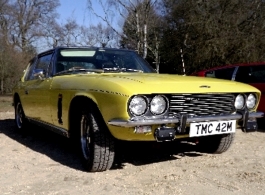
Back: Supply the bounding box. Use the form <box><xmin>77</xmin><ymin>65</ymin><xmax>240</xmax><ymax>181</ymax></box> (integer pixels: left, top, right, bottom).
<box><xmin>0</xmin><ymin>95</ymin><xmax>13</xmax><ymax>112</ymax></box>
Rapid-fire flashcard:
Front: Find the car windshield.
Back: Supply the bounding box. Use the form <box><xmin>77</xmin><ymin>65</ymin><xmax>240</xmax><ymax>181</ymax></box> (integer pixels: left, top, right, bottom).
<box><xmin>54</xmin><ymin>48</ymin><xmax>156</xmax><ymax>75</ymax></box>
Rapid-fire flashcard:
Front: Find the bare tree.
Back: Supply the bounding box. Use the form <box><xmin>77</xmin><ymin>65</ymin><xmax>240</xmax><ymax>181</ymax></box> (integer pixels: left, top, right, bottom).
<box><xmin>6</xmin><ymin>0</ymin><xmax>60</xmax><ymax>52</ymax></box>
<box><xmin>0</xmin><ymin>37</ymin><xmax>30</xmax><ymax>94</ymax></box>
<box><xmin>43</xmin><ymin>20</ymin><xmax>64</xmax><ymax>48</ymax></box>
<box><xmin>0</xmin><ymin>0</ymin><xmax>57</xmax><ymax>93</ymax></box>
<box><xmin>0</xmin><ymin>0</ymin><xmax>13</xmax><ymax>47</ymax></box>
<box><xmin>60</xmin><ymin>19</ymin><xmax>80</xmax><ymax>47</ymax></box>
<box><xmin>78</xmin><ymin>25</ymin><xmax>100</xmax><ymax>47</ymax></box>
<box><xmin>44</xmin><ymin>20</ymin><xmax>116</xmax><ymax>48</ymax></box>
<box><xmin>91</xmin><ymin>23</ymin><xmax>116</xmax><ymax>47</ymax></box>
<box><xmin>86</xmin><ymin>0</ymin><xmax>160</xmax><ymax>60</ymax></box>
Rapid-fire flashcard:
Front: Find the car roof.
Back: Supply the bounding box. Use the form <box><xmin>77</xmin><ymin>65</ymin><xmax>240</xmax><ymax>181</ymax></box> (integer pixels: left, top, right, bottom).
<box><xmin>29</xmin><ymin>46</ymin><xmax>137</xmax><ymax>64</ymax></box>
<box><xmin>37</xmin><ymin>46</ymin><xmax>134</xmax><ymax>56</ymax></box>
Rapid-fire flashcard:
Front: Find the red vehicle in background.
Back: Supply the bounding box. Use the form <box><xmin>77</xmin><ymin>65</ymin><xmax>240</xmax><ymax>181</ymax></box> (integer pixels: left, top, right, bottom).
<box><xmin>192</xmin><ymin>62</ymin><xmax>265</xmax><ymax>122</ymax></box>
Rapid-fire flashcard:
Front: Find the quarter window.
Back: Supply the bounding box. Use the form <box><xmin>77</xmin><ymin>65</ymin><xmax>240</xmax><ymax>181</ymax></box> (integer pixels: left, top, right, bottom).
<box><xmin>24</xmin><ymin>58</ymin><xmax>37</xmax><ymax>81</ymax></box>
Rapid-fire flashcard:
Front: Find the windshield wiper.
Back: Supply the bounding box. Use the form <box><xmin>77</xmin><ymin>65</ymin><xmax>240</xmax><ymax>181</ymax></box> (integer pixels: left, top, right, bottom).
<box><xmin>102</xmin><ymin>67</ymin><xmax>120</xmax><ymax>72</ymax></box>
<box><xmin>103</xmin><ymin>67</ymin><xmax>143</xmax><ymax>73</ymax></box>
<box><xmin>54</xmin><ymin>68</ymin><xmax>103</xmax><ymax>76</ymax></box>
<box><xmin>120</xmin><ymin>68</ymin><xmax>143</xmax><ymax>73</ymax></box>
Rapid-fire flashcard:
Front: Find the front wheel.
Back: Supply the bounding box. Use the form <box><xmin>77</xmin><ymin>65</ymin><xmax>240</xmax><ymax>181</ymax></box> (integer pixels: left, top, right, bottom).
<box><xmin>197</xmin><ymin>133</ymin><xmax>235</xmax><ymax>154</ymax></box>
<box><xmin>79</xmin><ymin>107</ymin><xmax>115</xmax><ymax>172</ymax></box>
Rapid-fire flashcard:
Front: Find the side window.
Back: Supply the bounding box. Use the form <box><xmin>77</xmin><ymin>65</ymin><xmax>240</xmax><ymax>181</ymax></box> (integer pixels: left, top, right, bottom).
<box><xmin>236</xmin><ymin>65</ymin><xmax>265</xmax><ymax>83</ymax></box>
<box><xmin>249</xmin><ymin>65</ymin><xmax>265</xmax><ymax>83</ymax></box>
<box><xmin>30</xmin><ymin>53</ymin><xmax>53</xmax><ymax>80</ymax></box>
<box><xmin>205</xmin><ymin>67</ymin><xmax>235</xmax><ymax>80</ymax></box>
<box><xmin>235</xmin><ymin>66</ymin><xmax>251</xmax><ymax>83</ymax></box>
<box><xmin>24</xmin><ymin>58</ymin><xmax>37</xmax><ymax>81</ymax></box>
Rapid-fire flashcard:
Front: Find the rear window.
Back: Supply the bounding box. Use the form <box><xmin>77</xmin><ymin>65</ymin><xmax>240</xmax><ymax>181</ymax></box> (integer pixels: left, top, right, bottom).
<box><xmin>235</xmin><ymin>65</ymin><xmax>265</xmax><ymax>83</ymax></box>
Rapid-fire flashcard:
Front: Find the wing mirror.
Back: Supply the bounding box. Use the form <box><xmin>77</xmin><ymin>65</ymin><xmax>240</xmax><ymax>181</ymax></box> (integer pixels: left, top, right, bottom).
<box><xmin>33</xmin><ymin>69</ymin><xmax>46</xmax><ymax>80</ymax></box>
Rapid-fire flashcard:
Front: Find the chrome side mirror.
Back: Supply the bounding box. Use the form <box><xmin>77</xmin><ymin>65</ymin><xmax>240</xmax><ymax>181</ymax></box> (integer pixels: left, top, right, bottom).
<box><xmin>33</xmin><ymin>69</ymin><xmax>45</xmax><ymax>80</ymax></box>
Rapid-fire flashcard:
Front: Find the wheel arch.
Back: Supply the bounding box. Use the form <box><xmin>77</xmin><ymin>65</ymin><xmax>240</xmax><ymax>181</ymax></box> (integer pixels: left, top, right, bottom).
<box><xmin>68</xmin><ymin>95</ymin><xmax>109</xmax><ymax>138</ymax></box>
<box><xmin>13</xmin><ymin>93</ymin><xmax>20</xmax><ymax>106</ymax></box>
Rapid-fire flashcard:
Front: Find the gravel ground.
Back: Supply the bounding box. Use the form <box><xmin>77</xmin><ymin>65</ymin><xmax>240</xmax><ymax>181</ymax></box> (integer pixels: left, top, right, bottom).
<box><xmin>0</xmin><ymin>111</ymin><xmax>265</xmax><ymax>195</ymax></box>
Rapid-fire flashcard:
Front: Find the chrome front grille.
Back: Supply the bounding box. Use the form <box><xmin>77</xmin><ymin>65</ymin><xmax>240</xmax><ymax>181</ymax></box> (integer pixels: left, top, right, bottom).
<box><xmin>169</xmin><ymin>94</ymin><xmax>235</xmax><ymax>116</ymax></box>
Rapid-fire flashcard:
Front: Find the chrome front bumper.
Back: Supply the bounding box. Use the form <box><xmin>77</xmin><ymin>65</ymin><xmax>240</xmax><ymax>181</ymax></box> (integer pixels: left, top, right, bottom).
<box><xmin>108</xmin><ymin>111</ymin><xmax>264</xmax><ymax>128</ymax></box>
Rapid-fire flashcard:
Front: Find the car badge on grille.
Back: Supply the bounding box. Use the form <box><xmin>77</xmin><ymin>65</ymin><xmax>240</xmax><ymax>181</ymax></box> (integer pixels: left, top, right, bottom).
<box><xmin>185</xmin><ymin>97</ymin><xmax>199</xmax><ymax>102</ymax></box>
<box><xmin>200</xmin><ymin>85</ymin><xmax>210</xmax><ymax>88</ymax></box>
<box><xmin>185</xmin><ymin>97</ymin><xmax>196</xmax><ymax>101</ymax></box>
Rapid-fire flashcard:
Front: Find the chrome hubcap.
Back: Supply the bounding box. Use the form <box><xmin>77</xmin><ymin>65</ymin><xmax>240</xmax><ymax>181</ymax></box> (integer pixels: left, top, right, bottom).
<box><xmin>80</xmin><ymin>115</ymin><xmax>91</xmax><ymax>160</ymax></box>
<box><xmin>16</xmin><ymin>103</ymin><xmax>23</xmax><ymax>129</ymax></box>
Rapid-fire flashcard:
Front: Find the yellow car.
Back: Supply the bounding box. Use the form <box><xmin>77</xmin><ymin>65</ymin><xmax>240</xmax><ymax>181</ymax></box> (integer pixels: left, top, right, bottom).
<box><xmin>13</xmin><ymin>47</ymin><xmax>263</xmax><ymax>172</ymax></box>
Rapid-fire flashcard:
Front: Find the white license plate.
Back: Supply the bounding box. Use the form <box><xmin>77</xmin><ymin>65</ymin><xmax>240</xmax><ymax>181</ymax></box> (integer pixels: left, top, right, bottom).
<box><xmin>189</xmin><ymin>120</ymin><xmax>236</xmax><ymax>137</ymax></box>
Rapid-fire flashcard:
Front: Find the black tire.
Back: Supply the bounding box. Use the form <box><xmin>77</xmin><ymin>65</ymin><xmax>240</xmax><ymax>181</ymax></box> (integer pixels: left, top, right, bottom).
<box><xmin>257</xmin><ymin>118</ymin><xmax>264</xmax><ymax>130</ymax></box>
<box><xmin>78</xmin><ymin>105</ymin><xmax>115</xmax><ymax>172</ymax></box>
<box><xmin>15</xmin><ymin>101</ymin><xmax>29</xmax><ymax>131</ymax></box>
<box><xmin>197</xmin><ymin>133</ymin><xmax>235</xmax><ymax>154</ymax></box>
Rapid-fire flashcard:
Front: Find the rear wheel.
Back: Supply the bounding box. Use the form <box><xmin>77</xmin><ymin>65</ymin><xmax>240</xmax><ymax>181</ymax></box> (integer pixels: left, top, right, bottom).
<box><xmin>79</xmin><ymin>105</ymin><xmax>115</xmax><ymax>172</ymax></box>
<box><xmin>15</xmin><ymin>101</ymin><xmax>28</xmax><ymax>130</ymax></box>
<box><xmin>197</xmin><ymin>133</ymin><xmax>235</xmax><ymax>154</ymax></box>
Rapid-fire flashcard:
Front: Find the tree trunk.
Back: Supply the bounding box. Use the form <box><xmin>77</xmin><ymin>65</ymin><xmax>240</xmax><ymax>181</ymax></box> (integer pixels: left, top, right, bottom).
<box><xmin>136</xmin><ymin>12</ymin><xmax>141</xmax><ymax>54</ymax></box>
<box><xmin>156</xmin><ymin>53</ymin><xmax>159</xmax><ymax>73</ymax></box>
<box><xmin>1</xmin><ymin>78</ymin><xmax>3</xmax><ymax>95</ymax></box>
<box><xmin>143</xmin><ymin>24</ymin><xmax>147</xmax><ymax>59</ymax></box>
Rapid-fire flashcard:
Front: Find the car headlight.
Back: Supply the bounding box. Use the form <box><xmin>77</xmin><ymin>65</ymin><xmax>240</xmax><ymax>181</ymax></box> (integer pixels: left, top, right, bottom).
<box><xmin>129</xmin><ymin>96</ymin><xmax>147</xmax><ymax>116</ymax></box>
<box><xmin>150</xmin><ymin>95</ymin><xmax>168</xmax><ymax>115</ymax></box>
<box><xmin>234</xmin><ymin>94</ymin><xmax>245</xmax><ymax>109</ymax></box>
<box><xmin>246</xmin><ymin>94</ymin><xmax>256</xmax><ymax>109</ymax></box>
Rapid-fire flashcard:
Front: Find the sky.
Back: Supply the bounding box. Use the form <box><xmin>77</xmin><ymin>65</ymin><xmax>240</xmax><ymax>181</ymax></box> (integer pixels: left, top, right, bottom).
<box><xmin>57</xmin><ymin>0</ymin><xmax>103</xmax><ymax>26</ymax></box>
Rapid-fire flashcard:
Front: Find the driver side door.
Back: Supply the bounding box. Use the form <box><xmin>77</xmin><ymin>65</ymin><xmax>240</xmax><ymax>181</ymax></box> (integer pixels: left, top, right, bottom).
<box><xmin>23</xmin><ymin>52</ymin><xmax>54</xmax><ymax>124</ymax></box>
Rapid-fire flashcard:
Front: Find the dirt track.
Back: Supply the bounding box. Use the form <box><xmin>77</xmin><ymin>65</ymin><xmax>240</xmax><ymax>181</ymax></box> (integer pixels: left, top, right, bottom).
<box><xmin>0</xmin><ymin>111</ymin><xmax>265</xmax><ymax>195</ymax></box>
